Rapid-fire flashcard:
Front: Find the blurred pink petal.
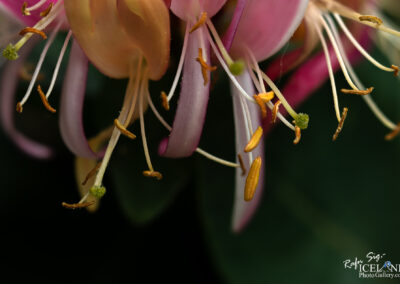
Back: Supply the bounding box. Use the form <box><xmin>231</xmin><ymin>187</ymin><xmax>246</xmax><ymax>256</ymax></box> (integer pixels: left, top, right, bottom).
<box><xmin>231</xmin><ymin>70</ymin><xmax>264</xmax><ymax>233</ymax></box>
<box><xmin>230</xmin><ymin>0</ymin><xmax>309</xmax><ymax>61</ymax></box>
<box><xmin>59</xmin><ymin>40</ymin><xmax>99</xmax><ymax>159</ymax></box>
<box><xmin>222</xmin><ymin>0</ymin><xmax>247</xmax><ymax>51</ymax></box>
<box><xmin>0</xmin><ymin>39</ymin><xmax>53</xmax><ymax>159</ymax></box>
<box><xmin>159</xmin><ymin>29</ymin><xmax>210</xmax><ymax>157</ymax></box>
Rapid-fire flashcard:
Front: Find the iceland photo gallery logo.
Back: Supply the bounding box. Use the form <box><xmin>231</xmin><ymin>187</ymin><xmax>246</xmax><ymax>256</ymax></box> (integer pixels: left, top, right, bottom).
<box><xmin>343</xmin><ymin>252</ymin><xmax>400</xmax><ymax>279</ymax></box>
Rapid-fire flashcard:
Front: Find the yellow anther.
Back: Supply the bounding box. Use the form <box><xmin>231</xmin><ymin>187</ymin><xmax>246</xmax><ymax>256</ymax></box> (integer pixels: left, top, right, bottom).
<box><xmin>253</xmin><ymin>95</ymin><xmax>267</xmax><ymax>119</ymax></box>
<box><xmin>143</xmin><ymin>170</ymin><xmax>163</xmax><ymax>180</ymax></box>
<box><xmin>196</xmin><ymin>48</ymin><xmax>217</xmax><ymax>86</ymax></box>
<box><xmin>21</xmin><ymin>2</ymin><xmax>30</xmax><ymax>15</ymax></box>
<box><xmin>40</xmin><ymin>3</ymin><xmax>53</xmax><ymax>17</ymax></box>
<box><xmin>293</xmin><ymin>126</ymin><xmax>301</xmax><ymax>145</ymax></box>
<box><xmin>392</xmin><ymin>65</ymin><xmax>399</xmax><ymax>77</ymax></box>
<box><xmin>385</xmin><ymin>123</ymin><xmax>400</xmax><ymax>141</ymax></box>
<box><xmin>62</xmin><ymin>201</ymin><xmax>95</xmax><ymax>209</ymax></box>
<box><xmin>341</xmin><ymin>87</ymin><xmax>374</xmax><ymax>96</ymax></box>
<box><xmin>244</xmin><ymin>156</ymin><xmax>262</xmax><ymax>202</ymax></box>
<box><xmin>19</xmin><ymin>27</ymin><xmax>47</xmax><ymax>40</ymax></box>
<box><xmin>238</xmin><ymin>154</ymin><xmax>246</xmax><ymax>176</ymax></box>
<box><xmin>16</xmin><ymin>102</ymin><xmax>23</xmax><ymax>113</ymax></box>
<box><xmin>244</xmin><ymin>126</ymin><xmax>263</xmax><ymax>153</ymax></box>
<box><xmin>333</xmin><ymin>107</ymin><xmax>348</xmax><ymax>141</ymax></box>
<box><xmin>114</xmin><ymin>119</ymin><xmax>136</xmax><ymax>140</ymax></box>
<box><xmin>81</xmin><ymin>162</ymin><xmax>102</xmax><ymax>186</ymax></box>
<box><xmin>257</xmin><ymin>91</ymin><xmax>275</xmax><ymax>103</ymax></box>
<box><xmin>190</xmin><ymin>12</ymin><xmax>208</xmax><ymax>33</ymax></box>
<box><xmin>272</xmin><ymin>100</ymin><xmax>282</xmax><ymax>124</ymax></box>
<box><xmin>37</xmin><ymin>85</ymin><xmax>56</xmax><ymax>113</ymax></box>
<box><xmin>359</xmin><ymin>15</ymin><xmax>383</xmax><ymax>26</ymax></box>
<box><xmin>160</xmin><ymin>91</ymin><xmax>170</xmax><ymax>111</ymax></box>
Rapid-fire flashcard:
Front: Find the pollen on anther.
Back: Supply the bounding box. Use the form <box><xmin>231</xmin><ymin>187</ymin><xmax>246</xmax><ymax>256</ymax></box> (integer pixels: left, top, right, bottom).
<box><xmin>143</xmin><ymin>170</ymin><xmax>163</xmax><ymax>180</ymax></box>
<box><xmin>244</xmin><ymin>126</ymin><xmax>263</xmax><ymax>153</ymax></box>
<box><xmin>244</xmin><ymin>156</ymin><xmax>262</xmax><ymax>202</ymax></box>
<box><xmin>61</xmin><ymin>201</ymin><xmax>95</xmax><ymax>209</ymax></box>
<box><xmin>19</xmin><ymin>27</ymin><xmax>47</xmax><ymax>40</ymax></box>
<box><xmin>258</xmin><ymin>91</ymin><xmax>274</xmax><ymax>103</ymax></box>
<box><xmin>392</xmin><ymin>65</ymin><xmax>399</xmax><ymax>77</ymax></box>
<box><xmin>385</xmin><ymin>123</ymin><xmax>400</xmax><ymax>141</ymax></box>
<box><xmin>333</xmin><ymin>107</ymin><xmax>348</xmax><ymax>141</ymax></box>
<box><xmin>196</xmin><ymin>48</ymin><xmax>217</xmax><ymax>85</ymax></box>
<box><xmin>40</xmin><ymin>3</ymin><xmax>53</xmax><ymax>17</ymax></box>
<box><xmin>341</xmin><ymin>87</ymin><xmax>374</xmax><ymax>96</ymax></box>
<box><xmin>16</xmin><ymin>102</ymin><xmax>23</xmax><ymax>113</ymax></box>
<box><xmin>272</xmin><ymin>100</ymin><xmax>282</xmax><ymax>124</ymax></box>
<box><xmin>238</xmin><ymin>154</ymin><xmax>246</xmax><ymax>176</ymax></box>
<box><xmin>114</xmin><ymin>119</ymin><xmax>136</xmax><ymax>139</ymax></box>
<box><xmin>293</xmin><ymin>126</ymin><xmax>301</xmax><ymax>145</ymax></box>
<box><xmin>253</xmin><ymin>95</ymin><xmax>267</xmax><ymax>119</ymax></box>
<box><xmin>21</xmin><ymin>2</ymin><xmax>30</xmax><ymax>16</ymax></box>
<box><xmin>359</xmin><ymin>15</ymin><xmax>383</xmax><ymax>26</ymax></box>
<box><xmin>190</xmin><ymin>12</ymin><xmax>207</xmax><ymax>33</ymax></box>
<box><xmin>160</xmin><ymin>91</ymin><xmax>170</xmax><ymax>111</ymax></box>
<box><xmin>37</xmin><ymin>85</ymin><xmax>56</xmax><ymax>113</ymax></box>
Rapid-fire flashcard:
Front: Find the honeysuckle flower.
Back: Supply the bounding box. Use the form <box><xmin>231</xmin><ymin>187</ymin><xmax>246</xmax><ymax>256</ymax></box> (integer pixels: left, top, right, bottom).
<box><xmin>0</xmin><ymin>0</ymin><xmax>71</xmax><ymax>158</ymax></box>
<box><xmin>60</xmin><ymin>0</ymin><xmax>172</xmax><ymax>206</ymax></box>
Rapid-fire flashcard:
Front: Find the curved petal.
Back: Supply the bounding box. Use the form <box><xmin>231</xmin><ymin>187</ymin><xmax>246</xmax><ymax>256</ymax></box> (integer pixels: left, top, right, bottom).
<box><xmin>0</xmin><ymin>39</ymin><xmax>53</xmax><ymax>159</ymax></box>
<box><xmin>170</xmin><ymin>0</ymin><xmax>227</xmax><ymax>21</ymax></box>
<box><xmin>222</xmin><ymin>0</ymin><xmax>247</xmax><ymax>51</ymax></box>
<box><xmin>159</xmin><ymin>28</ymin><xmax>210</xmax><ymax>157</ymax></box>
<box><xmin>231</xmin><ymin>70</ymin><xmax>265</xmax><ymax>233</ymax></box>
<box><xmin>230</xmin><ymin>0</ymin><xmax>309</xmax><ymax>61</ymax></box>
<box><xmin>59</xmin><ymin>40</ymin><xmax>100</xmax><ymax>159</ymax></box>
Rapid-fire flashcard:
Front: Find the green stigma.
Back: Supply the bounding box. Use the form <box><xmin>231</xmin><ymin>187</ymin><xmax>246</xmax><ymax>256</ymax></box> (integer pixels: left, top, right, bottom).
<box><xmin>2</xmin><ymin>44</ymin><xmax>19</xmax><ymax>60</ymax></box>
<box><xmin>229</xmin><ymin>60</ymin><xmax>245</xmax><ymax>76</ymax></box>
<box><xmin>90</xmin><ymin>185</ymin><xmax>106</xmax><ymax>199</ymax></box>
<box><xmin>295</xmin><ymin>113</ymin><xmax>309</xmax><ymax>130</ymax></box>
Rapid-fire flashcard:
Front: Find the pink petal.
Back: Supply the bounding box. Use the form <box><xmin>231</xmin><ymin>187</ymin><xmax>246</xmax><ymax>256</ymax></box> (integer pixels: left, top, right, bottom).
<box><xmin>231</xmin><ymin>70</ymin><xmax>265</xmax><ymax>233</ymax></box>
<box><xmin>158</xmin><ymin>28</ymin><xmax>210</xmax><ymax>157</ymax></box>
<box><xmin>0</xmin><ymin>39</ymin><xmax>53</xmax><ymax>159</ymax></box>
<box><xmin>0</xmin><ymin>0</ymin><xmax>59</xmax><ymax>26</ymax></box>
<box><xmin>222</xmin><ymin>0</ymin><xmax>247</xmax><ymax>51</ymax></box>
<box><xmin>170</xmin><ymin>0</ymin><xmax>227</xmax><ymax>21</ymax></box>
<box><xmin>59</xmin><ymin>40</ymin><xmax>99</xmax><ymax>159</ymax></box>
<box><xmin>230</xmin><ymin>0</ymin><xmax>309</xmax><ymax>61</ymax></box>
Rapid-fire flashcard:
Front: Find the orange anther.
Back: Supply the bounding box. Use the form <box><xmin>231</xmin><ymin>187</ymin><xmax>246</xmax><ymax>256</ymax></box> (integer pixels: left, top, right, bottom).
<box><xmin>114</xmin><ymin>119</ymin><xmax>136</xmax><ymax>139</ymax></box>
<box><xmin>238</xmin><ymin>154</ymin><xmax>246</xmax><ymax>176</ymax></box>
<box><xmin>19</xmin><ymin>27</ymin><xmax>47</xmax><ymax>39</ymax></box>
<box><xmin>37</xmin><ymin>85</ymin><xmax>56</xmax><ymax>113</ymax></box>
<box><xmin>196</xmin><ymin>48</ymin><xmax>217</xmax><ymax>86</ymax></box>
<box><xmin>272</xmin><ymin>100</ymin><xmax>282</xmax><ymax>123</ymax></box>
<box><xmin>293</xmin><ymin>126</ymin><xmax>301</xmax><ymax>145</ymax></box>
<box><xmin>244</xmin><ymin>156</ymin><xmax>262</xmax><ymax>202</ymax></box>
<box><xmin>341</xmin><ymin>87</ymin><xmax>374</xmax><ymax>96</ymax></box>
<box><xmin>143</xmin><ymin>170</ymin><xmax>163</xmax><ymax>180</ymax></box>
<box><xmin>385</xmin><ymin>123</ymin><xmax>400</xmax><ymax>141</ymax></box>
<box><xmin>190</xmin><ymin>12</ymin><xmax>208</xmax><ymax>33</ymax></box>
<box><xmin>244</xmin><ymin>126</ymin><xmax>263</xmax><ymax>153</ymax></box>
<box><xmin>253</xmin><ymin>95</ymin><xmax>267</xmax><ymax>119</ymax></box>
<box><xmin>160</xmin><ymin>91</ymin><xmax>170</xmax><ymax>111</ymax></box>
<box><xmin>61</xmin><ymin>201</ymin><xmax>95</xmax><ymax>209</ymax></box>
<box><xmin>333</xmin><ymin>107</ymin><xmax>348</xmax><ymax>141</ymax></box>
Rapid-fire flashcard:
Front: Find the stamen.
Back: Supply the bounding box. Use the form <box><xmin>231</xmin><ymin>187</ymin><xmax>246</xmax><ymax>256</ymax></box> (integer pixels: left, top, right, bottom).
<box><xmin>293</xmin><ymin>126</ymin><xmax>301</xmax><ymax>145</ymax></box>
<box><xmin>160</xmin><ymin>91</ymin><xmax>170</xmax><ymax>111</ymax></box>
<box><xmin>19</xmin><ymin>27</ymin><xmax>47</xmax><ymax>40</ymax></box>
<box><xmin>359</xmin><ymin>15</ymin><xmax>383</xmax><ymax>26</ymax></box>
<box><xmin>272</xmin><ymin>101</ymin><xmax>282</xmax><ymax>124</ymax></box>
<box><xmin>385</xmin><ymin>123</ymin><xmax>400</xmax><ymax>141</ymax></box>
<box><xmin>341</xmin><ymin>87</ymin><xmax>374</xmax><ymax>96</ymax></box>
<box><xmin>114</xmin><ymin>119</ymin><xmax>136</xmax><ymax>139</ymax></box>
<box><xmin>253</xmin><ymin>95</ymin><xmax>267</xmax><ymax>119</ymax></box>
<box><xmin>196</xmin><ymin>47</ymin><xmax>217</xmax><ymax>85</ymax></box>
<box><xmin>24</xmin><ymin>0</ymin><xmax>48</xmax><ymax>13</ymax></box>
<box><xmin>82</xmin><ymin>162</ymin><xmax>102</xmax><ymax>186</ymax></box>
<box><xmin>37</xmin><ymin>85</ymin><xmax>56</xmax><ymax>113</ymax></box>
<box><xmin>40</xmin><ymin>3</ymin><xmax>53</xmax><ymax>18</ymax></box>
<box><xmin>206</xmin><ymin>18</ymin><xmax>234</xmax><ymax>65</ymax></box>
<box><xmin>258</xmin><ymin>92</ymin><xmax>275</xmax><ymax>103</ymax></box>
<box><xmin>238</xmin><ymin>154</ymin><xmax>246</xmax><ymax>176</ymax></box>
<box><xmin>244</xmin><ymin>156</ymin><xmax>262</xmax><ymax>202</ymax></box>
<box><xmin>190</xmin><ymin>12</ymin><xmax>207</xmax><ymax>33</ymax></box>
<box><xmin>61</xmin><ymin>201</ymin><xmax>95</xmax><ymax>209</ymax></box>
<box><xmin>244</xmin><ymin>126</ymin><xmax>263</xmax><ymax>153</ymax></box>
<box><xmin>142</xmin><ymin>170</ymin><xmax>163</xmax><ymax>180</ymax></box>
<box><xmin>333</xmin><ymin>107</ymin><xmax>348</xmax><ymax>141</ymax></box>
